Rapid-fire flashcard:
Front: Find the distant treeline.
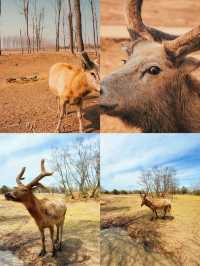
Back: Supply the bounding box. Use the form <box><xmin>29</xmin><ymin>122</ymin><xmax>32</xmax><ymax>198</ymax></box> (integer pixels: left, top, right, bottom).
<box><xmin>102</xmin><ymin>187</ymin><xmax>200</xmax><ymax>196</ymax></box>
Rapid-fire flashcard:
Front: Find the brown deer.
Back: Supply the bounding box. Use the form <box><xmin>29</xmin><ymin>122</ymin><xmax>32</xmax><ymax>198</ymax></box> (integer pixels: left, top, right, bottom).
<box><xmin>5</xmin><ymin>159</ymin><xmax>67</xmax><ymax>257</ymax></box>
<box><xmin>101</xmin><ymin>0</ymin><xmax>200</xmax><ymax>133</ymax></box>
<box><xmin>140</xmin><ymin>192</ymin><xmax>171</xmax><ymax>220</ymax></box>
<box><xmin>49</xmin><ymin>52</ymin><xmax>100</xmax><ymax>133</ymax></box>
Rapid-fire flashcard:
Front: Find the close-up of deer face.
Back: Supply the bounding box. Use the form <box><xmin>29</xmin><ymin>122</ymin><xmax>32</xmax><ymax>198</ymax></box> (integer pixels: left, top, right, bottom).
<box><xmin>5</xmin><ymin>185</ymin><xmax>32</xmax><ymax>202</ymax></box>
<box><xmin>101</xmin><ymin>0</ymin><xmax>200</xmax><ymax>133</ymax></box>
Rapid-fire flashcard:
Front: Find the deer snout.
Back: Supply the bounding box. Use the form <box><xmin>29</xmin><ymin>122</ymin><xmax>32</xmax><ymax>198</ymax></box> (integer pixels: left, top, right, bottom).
<box><xmin>100</xmin><ymin>78</ymin><xmax>118</xmax><ymax>113</ymax></box>
<box><xmin>5</xmin><ymin>192</ymin><xmax>15</xmax><ymax>201</ymax></box>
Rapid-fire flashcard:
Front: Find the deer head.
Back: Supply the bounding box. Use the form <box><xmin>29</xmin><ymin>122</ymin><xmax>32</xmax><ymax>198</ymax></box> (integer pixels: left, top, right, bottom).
<box><xmin>140</xmin><ymin>192</ymin><xmax>147</xmax><ymax>207</ymax></box>
<box><xmin>101</xmin><ymin>0</ymin><xmax>200</xmax><ymax>132</ymax></box>
<box><xmin>5</xmin><ymin>159</ymin><xmax>53</xmax><ymax>203</ymax></box>
<box><xmin>81</xmin><ymin>51</ymin><xmax>100</xmax><ymax>81</ymax></box>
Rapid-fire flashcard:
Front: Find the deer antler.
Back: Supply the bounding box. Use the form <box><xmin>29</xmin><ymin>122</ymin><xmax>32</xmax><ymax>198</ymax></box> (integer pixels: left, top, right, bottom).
<box><xmin>16</xmin><ymin>167</ymin><xmax>26</xmax><ymax>185</ymax></box>
<box><xmin>27</xmin><ymin>159</ymin><xmax>53</xmax><ymax>188</ymax></box>
<box><xmin>125</xmin><ymin>0</ymin><xmax>177</xmax><ymax>42</ymax></box>
<box><xmin>164</xmin><ymin>25</ymin><xmax>200</xmax><ymax>59</ymax></box>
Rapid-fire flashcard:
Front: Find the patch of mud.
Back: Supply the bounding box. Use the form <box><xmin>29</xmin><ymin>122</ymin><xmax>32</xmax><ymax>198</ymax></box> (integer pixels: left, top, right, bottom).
<box><xmin>0</xmin><ymin>250</ymin><xmax>24</xmax><ymax>266</ymax></box>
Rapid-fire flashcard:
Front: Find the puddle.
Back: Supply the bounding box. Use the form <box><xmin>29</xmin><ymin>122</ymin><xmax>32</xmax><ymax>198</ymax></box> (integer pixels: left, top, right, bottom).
<box><xmin>0</xmin><ymin>250</ymin><xmax>24</xmax><ymax>266</ymax></box>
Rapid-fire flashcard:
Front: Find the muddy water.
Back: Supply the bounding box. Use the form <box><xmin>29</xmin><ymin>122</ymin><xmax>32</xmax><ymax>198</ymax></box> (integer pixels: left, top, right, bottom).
<box><xmin>101</xmin><ymin>228</ymin><xmax>173</xmax><ymax>266</ymax></box>
<box><xmin>0</xmin><ymin>250</ymin><xmax>24</xmax><ymax>266</ymax></box>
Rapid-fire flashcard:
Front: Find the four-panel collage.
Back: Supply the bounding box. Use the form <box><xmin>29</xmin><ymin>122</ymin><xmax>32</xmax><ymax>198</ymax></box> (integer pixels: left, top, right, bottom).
<box><xmin>0</xmin><ymin>0</ymin><xmax>200</xmax><ymax>265</ymax></box>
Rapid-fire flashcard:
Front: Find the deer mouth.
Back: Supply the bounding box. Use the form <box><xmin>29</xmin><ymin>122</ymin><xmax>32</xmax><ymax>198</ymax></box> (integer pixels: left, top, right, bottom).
<box><xmin>5</xmin><ymin>192</ymin><xmax>17</xmax><ymax>201</ymax></box>
<box><xmin>100</xmin><ymin>103</ymin><xmax>118</xmax><ymax>114</ymax></box>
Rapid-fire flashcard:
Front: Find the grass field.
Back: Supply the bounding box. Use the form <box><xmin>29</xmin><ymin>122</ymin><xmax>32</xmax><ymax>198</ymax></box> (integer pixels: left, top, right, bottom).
<box><xmin>0</xmin><ymin>194</ymin><xmax>100</xmax><ymax>266</ymax></box>
<box><xmin>101</xmin><ymin>194</ymin><xmax>200</xmax><ymax>266</ymax></box>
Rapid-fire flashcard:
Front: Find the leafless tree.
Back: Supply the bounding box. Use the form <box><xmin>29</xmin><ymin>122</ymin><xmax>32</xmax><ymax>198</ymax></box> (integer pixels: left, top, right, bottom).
<box><xmin>139</xmin><ymin>166</ymin><xmax>178</xmax><ymax>197</ymax></box>
<box><xmin>54</xmin><ymin>0</ymin><xmax>62</xmax><ymax>51</ymax></box>
<box><xmin>22</xmin><ymin>0</ymin><xmax>31</xmax><ymax>53</ymax></box>
<box><xmin>74</xmin><ymin>0</ymin><xmax>84</xmax><ymax>52</ymax></box>
<box><xmin>51</xmin><ymin>138</ymin><xmax>100</xmax><ymax>199</ymax></box>
<box><xmin>67</xmin><ymin>0</ymin><xmax>74</xmax><ymax>53</ymax></box>
<box><xmin>89</xmin><ymin>0</ymin><xmax>98</xmax><ymax>55</ymax></box>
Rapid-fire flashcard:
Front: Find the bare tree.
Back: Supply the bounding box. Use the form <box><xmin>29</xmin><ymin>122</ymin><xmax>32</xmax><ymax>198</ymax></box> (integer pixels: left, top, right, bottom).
<box><xmin>74</xmin><ymin>0</ymin><xmax>84</xmax><ymax>52</ymax></box>
<box><xmin>139</xmin><ymin>166</ymin><xmax>178</xmax><ymax>197</ymax></box>
<box><xmin>67</xmin><ymin>0</ymin><xmax>74</xmax><ymax>53</ymax></box>
<box><xmin>89</xmin><ymin>0</ymin><xmax>98</xmax><ymax>55</ymax></box>
<box><xmin>23</xmin><ymin>0</ymin><xmax>31</xmax><ymax>53</ymax></box>
<box><xmin>51</xmin><ymin>138</ymin><xmax>100</xmax><ymax>199</ymax></box>
<box><xmin>54</xmin><ymin>0</ymin><xmax>62</xmax><ymax>51</ymax></box>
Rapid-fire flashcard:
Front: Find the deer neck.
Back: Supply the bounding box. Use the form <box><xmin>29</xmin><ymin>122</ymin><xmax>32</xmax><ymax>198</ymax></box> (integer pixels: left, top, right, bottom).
<box><xmin>145</xmin><ymin>198</ymin><xmax>154</xmax><ymax>210</ymax></box>
<box><xmin>22</xmin><ymin>194</ymin><xmax>43</xmax><ymax>225</ymax></box>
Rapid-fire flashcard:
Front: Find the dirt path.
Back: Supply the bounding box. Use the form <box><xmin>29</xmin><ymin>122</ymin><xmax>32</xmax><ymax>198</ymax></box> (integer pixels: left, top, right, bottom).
<box><xmin>0</xmin><ymin>52</ymin><xmax>99</xmax><ymax>133</ymax></box>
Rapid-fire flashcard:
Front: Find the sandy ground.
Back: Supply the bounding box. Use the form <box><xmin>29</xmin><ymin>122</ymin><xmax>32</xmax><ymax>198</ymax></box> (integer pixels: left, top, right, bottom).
<box><xmin>0</xmin><ymin>194</ymin><xmax>100</xmax><ymax>266</ymax></box>
<box><xmin>100</xmin><ymin>0</ymin><xmax>200</xmax><ymax>132</ymax></box>
<box><xmin>0</xmin><ymin>51</ymin><xmax>99</xmax><ymax>133</ymax></box>
<box><xmin>101</xmin><ymin>194</ymin><xmax>200</xmax><ymax>266</ymax></box>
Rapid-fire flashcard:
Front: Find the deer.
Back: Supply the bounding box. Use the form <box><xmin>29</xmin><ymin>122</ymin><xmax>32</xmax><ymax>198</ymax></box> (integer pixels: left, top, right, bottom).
<box><xmin>101</xmin><ymin>0</ymin><xmax>200</xmax><ymax>133</ymax></box>
<box><xmin>5</xmin><ymin>159</ymin><xmax>67</xmax><ymax>257</ymax></box>
<box><xmin>140</xmin><ymin>192</ymin><xmax>171</xmax><ymax>220</ymax></box>
<box><xmin>49</xmin><ymin>52</ymin><xmax>100</xmax><ymax>133</ymax></box>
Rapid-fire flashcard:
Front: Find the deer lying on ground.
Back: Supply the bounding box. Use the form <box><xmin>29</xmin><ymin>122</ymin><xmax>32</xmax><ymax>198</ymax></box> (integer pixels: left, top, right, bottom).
<box><xmin>49</xmin><ymin>52</ymin><xmax>100</xmax><ymax>133</ymax></box>
<box><xmin>140</xmin><ymin>192</ymin><xmax>171</xmax><ymax>220</ymax></box>
<box><xmin>5</xmin><ymin>159</ymin><xmax>67</xmax><ymax>257</ymax></box>
<box><xmin>101</xmin><ymin>0</ymin><xmax>200</xmax><ymax>132</ymax></box>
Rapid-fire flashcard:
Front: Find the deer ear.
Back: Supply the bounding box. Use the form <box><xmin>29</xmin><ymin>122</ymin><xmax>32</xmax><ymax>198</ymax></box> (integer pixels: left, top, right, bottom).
<box><xmin>179</xmin><ymin>57</ymin><xmax>200</xmax><ymax>74</ymax></box>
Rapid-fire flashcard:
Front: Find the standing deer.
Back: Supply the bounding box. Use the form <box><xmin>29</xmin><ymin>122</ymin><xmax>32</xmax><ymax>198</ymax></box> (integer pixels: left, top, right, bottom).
<box><xmin>49</xmin><ymin>52</ymin><xmax>100</xmax><ymax>133</ymax></box>
<box><xmin>101</xmin><ymin>0</ymin><xmax>200</xmax><ymax>133</ymax></box>
<box><xmin>5</xmin><ymin>159</ymin><xmax>67</xmax><ymax>257</ymax></box>
<box><xmin>140</xmin><ymin>192</ymin><xmax>171</xmax><ymax>220</ymax></box>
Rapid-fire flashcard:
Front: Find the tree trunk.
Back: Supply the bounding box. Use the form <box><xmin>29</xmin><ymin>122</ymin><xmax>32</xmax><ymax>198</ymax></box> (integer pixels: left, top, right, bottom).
<box><xmin>89</xmin><ymin>0</ymin><xmax>97</xmax><ymax>55</ymax></box>
<box><xmin>68</xmin><ymin>0</ymin><xmax>74</xmax><ymax>54</ymax></box>
<box><xmin>74</xmin><ymin>0</ymin><xmax>84</xmax><ymax>52</ymax></box>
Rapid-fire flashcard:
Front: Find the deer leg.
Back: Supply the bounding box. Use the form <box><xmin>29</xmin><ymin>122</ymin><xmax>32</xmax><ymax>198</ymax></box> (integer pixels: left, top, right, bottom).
<box><xmin>56</xmin><ymin>99</ymin><xmax>66</xmax><ymax>133</ymax></box>
<box><xmin>39</xmin><ymin>228</ymin><xmax>46</xmax><ymax>257</ymax></box>
<box><xmin>56</xmin><ymin>97</ymin><xmax>60</xmax><ymax>117</ymax></box>
<box><xmin>58</xmin><ymin>221</ymin><xmax>64</xmax><ymax>251</ymax></box>
<box><xmin>155</xmin><ymin>209</ymin><xmax>158</xmax><ymax>219</ymax></box>
<box><xmin>77</xmin><ymin>102</ymin><xmax>83</xmax><ymax>133</ymax></box>
<box><xmin>163</xmin><ymin>207</ymin><xmax>167</xmax><ymax>219</ymax></box>
<box><xmin>54</xmin><ymin>225</ymin><xmax>59</xmax><ymax>244</ymax></box>
<box><xmin>49</xmin><ymin>226</ymin><xmax>56</xmax><ymax>257</ymax></box>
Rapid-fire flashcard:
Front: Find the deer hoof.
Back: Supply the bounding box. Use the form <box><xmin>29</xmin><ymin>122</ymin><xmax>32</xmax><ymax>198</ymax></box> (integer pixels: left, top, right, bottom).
<box><xmin>57</xmin><ymin>243</ymin><xmax>62</xmax><ymax>252</ymax></box>
<box><xmin>52</xmin><ymin>249</ymin><xmax>57</xmax><ymax>257</ymax></box>
<box><xmin>38</xmin><ymin>249</ymin><xmax>46</xmax><ymax>257</ymax></box>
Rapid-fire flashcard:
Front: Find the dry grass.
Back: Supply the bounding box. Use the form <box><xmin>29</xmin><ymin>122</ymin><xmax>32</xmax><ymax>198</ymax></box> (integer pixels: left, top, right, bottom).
<box><xmin>0</xmin><ymin>194</ymin><xmax>100</xmax><ymax>266</ymax></box>
<box><xmin>101</xmin><ymin>194</ymin><xmax>200</xmax><ymax>266</ymax></box>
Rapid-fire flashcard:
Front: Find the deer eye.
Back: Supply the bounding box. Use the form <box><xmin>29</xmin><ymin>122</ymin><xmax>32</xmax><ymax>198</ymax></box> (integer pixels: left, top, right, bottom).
<box><xmin>148</xmin><ymin>66</ymin><xmax>161</xmax><ymax>75</ymax></box>
<box><xmin>90</xmin><ymin>72</ymin><xmax>96</xmax><ymax>79</ymax></box>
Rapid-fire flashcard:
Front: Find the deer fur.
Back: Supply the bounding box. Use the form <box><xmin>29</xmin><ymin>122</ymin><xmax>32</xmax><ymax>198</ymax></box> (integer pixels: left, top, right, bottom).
<box><xmin>49</xmin><ymin>52</ymin><xmax>100</xmax><ymax>133</ymax></box>
<box><xmin>101</xmin><ymin>0</ymin><xmax>200</xmax><ymax>133</ymax></box>
<box><xmin>140</xmin><ymin>193</ymin><xmax>171</xmax><ymax>220</ymax></box>
<box><xmin>5</xmin><ymin>159</ymin><xmax>66</xmax><ymax>257</ymax></box>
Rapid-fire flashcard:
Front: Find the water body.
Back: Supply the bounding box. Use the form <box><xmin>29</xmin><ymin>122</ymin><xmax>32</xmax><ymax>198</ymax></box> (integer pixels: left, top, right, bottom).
<box><xmin>0</xmin><ymin>250</ymin><xmax>24</xmax><ymax>266</ymax></box>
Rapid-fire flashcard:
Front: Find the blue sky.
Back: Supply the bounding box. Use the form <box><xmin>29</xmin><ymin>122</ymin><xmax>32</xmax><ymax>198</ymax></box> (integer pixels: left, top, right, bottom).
<box><xmin>1</xmin><ymin>0</ymin><xmax>99</xmax><ymax>45</ymax></box>
<box><xmin>0</xmin><ymin>133</ymin><xmax>99</xmax><ymax>187</ymax></box>
<box><xmin>101</xmin><ymin>134</ymin><xmax>200</xmax><ymax>191</ymax></box>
